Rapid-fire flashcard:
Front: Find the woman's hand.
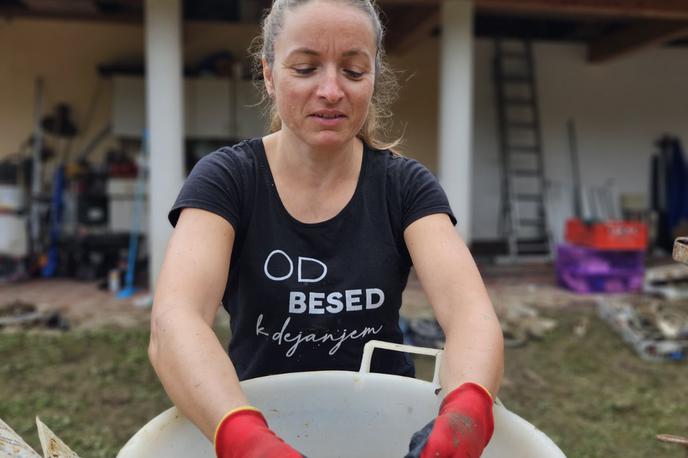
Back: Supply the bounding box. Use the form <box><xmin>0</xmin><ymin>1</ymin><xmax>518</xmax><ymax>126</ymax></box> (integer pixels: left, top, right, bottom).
<box><xmin>215</xmin><ymin>407</ymin><xmax>305</xmax><ymax>458</ymax></box>
<box><xmin>405</xmin><ymin>383</ymin><xmax>494</xmax><ymax>458</ymax></box>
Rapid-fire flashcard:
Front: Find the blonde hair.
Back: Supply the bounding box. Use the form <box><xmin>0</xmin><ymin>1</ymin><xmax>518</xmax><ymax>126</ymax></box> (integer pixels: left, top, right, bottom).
<box><xmin>250</xmin><ymin>0</ymin><xmax>402</xmax><ymax>151</ymax></box>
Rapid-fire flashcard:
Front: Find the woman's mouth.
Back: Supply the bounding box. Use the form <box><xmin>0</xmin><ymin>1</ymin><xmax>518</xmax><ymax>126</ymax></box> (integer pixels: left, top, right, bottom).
<box><xmin>310</xmin><ymin>112</ymin><xmax>347</xmax><ymax>125</ymax></box>
<box><xmin>311</xmin><ymin>113</ymin><xmax>346</xmax><ymax>119</ymax></box>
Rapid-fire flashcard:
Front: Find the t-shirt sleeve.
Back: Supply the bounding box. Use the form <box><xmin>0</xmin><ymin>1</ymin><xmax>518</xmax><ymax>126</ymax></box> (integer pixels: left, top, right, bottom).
<box><xmin>168</xmin><ymin>147</ymin><xmax>248</xmax><ymax>230</ymax></box>
<box><xmin>399</xmin><ymin>158</ymin><xmax>457</xmax><ymax>230</ymax></box>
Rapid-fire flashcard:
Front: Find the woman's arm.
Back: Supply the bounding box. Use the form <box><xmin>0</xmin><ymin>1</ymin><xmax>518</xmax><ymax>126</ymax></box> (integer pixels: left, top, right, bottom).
<box><xmin>149</xmin><ymin>208</ymin><xmax>249</xmax><ymax>440</ymax></box>
<box><xmin>404</xmin><ymin>213</ymin><xmax>503</xmax><ymax>396</ymax></box>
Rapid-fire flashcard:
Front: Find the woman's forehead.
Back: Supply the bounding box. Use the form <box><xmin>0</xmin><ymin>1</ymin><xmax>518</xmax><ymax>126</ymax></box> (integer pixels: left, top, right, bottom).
<box><xmin>275</xmin><ymin>1</ymin><xmax>376</xmax><ymax>58</ymax></box>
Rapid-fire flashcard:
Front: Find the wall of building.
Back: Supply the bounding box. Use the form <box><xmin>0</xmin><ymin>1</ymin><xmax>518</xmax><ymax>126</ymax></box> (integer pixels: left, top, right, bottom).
<box><xmin>2</xmin><ymin>18</ymin><xmax>688</xmax><ymax>244</ymax></box>
<box><xmin>0</xmin><ymin>18</ymin><xmax>259</xmax><ymax>164</ymax></box>
<box><xmin>388</xmin><ymin>39</ymin><xmax>440</xmax><ymax>172</ymax></box>
<box><xmin>473</xmin><ymin>39</ymin><xmax>688</xmax><ymax>243</ymax></box>
<box><xmin>0</xmin><ymin>17</ymin><xmax>438</xmax><ymax>165</ymax></box>
<box><xmin>389</xmin><ymin>37</ymin><xmax>688</xmax><ymax>243</ymax></box>
<box><xmin>0</xmin><ymin>18</ymin><xmax>141</xmax><ymax>162</ymax></box>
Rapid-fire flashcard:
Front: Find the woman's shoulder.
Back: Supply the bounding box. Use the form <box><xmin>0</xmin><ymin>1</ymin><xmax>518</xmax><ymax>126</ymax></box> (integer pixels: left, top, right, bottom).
<box><xmin>366</xmin><ymin>145</ymin><xmax>434</xmax><ymax>183</ymax></box>
<box><xmin>170</xmin><ymin>138</ymin><xmax>263</xmax><ymax>228</ymax></box>
<box><xmin>187</xmin><ymin>138</ymin><xmax>265</xmax><ymax>185</ymax></box>
<box><xmin>202</xmin><ymin>137</ymin><xmax>263</xmax><ymax>168</ymax></box>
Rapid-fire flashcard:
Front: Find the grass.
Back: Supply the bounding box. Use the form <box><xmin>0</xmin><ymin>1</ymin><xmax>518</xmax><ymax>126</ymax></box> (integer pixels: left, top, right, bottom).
<box><xmin>500</xmin><ymin>306</ymin><xmax>688</xmax><ymax>458</ymax></box>
<box><xmin>0</xmin><ymin>327</ymin><xmax>170</xmax><ymax>457</ymax></box>
<box><xmin>1</xmin><ymin>307</ymin><xmax>687</xmax><ymax>457</ymax></box>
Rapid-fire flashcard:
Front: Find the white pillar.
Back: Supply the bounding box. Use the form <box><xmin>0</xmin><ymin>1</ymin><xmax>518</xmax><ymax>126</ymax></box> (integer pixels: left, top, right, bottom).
<box><xmin>145</xmin><ymin>0</ymin><xmax>184</xmax><ymax>289</ymax></box>
<box><xmin>438</xmin><ymin>0</ymin><xmax>474</xmax><ymax>241</ymax></box>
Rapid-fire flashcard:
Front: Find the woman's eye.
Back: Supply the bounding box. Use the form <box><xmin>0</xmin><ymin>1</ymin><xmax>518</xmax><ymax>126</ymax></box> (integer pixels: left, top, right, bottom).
<box><xmin>293</xmin><ymin>67</ymin><xmax>316</xmax><ymax>75</ymax></box>
<box><xmin>345</xmin><ymin>69</ymin><xmax>365</xmax><ymax>79</ymax></box>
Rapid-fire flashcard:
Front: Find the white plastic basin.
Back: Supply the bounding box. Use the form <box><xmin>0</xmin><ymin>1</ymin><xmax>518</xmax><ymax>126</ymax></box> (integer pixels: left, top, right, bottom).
<box><xmin>118</xmin><ymin>341</ymin><xmax>566</xmax><ymax>457</ymax></box>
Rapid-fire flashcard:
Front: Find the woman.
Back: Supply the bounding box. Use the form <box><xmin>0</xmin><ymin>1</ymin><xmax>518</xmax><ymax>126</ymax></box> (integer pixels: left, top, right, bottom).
<box><xmin>149</xmin><ymin>0</ymin><xmax>504</xmax><ymax>457</ymax></box>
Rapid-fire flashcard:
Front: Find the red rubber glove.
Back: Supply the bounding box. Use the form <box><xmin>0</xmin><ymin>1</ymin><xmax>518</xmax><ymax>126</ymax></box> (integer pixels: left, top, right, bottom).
<box><xmin>406</xmin><ymin>383</ymin><xmax>494</xmax><ymax>458</ymax></box>
<box><xmin>214</xmin><ymin>407</ymin><xmax>305</xmax><ymax>458</ymax></box>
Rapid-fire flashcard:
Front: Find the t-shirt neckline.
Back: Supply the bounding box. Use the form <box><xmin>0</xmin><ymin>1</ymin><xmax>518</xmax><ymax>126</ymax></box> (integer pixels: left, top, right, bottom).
<box><xmin>253</xmin><ymin>137</ymin><xmax>369</xmax><ymax>229</ymax></box>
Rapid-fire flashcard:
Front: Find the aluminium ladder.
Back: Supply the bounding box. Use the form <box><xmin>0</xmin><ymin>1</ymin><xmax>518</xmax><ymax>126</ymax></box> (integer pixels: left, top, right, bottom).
<box><xmin>493</xmin><ymin>39</ymin><xmax>552</xmax><ymax>260</ymax></box>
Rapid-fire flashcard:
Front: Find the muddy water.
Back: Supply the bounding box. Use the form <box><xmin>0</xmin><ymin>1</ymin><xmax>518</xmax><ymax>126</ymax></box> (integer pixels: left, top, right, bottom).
<box><xmin>412</xmin><ymin>355</ymin><xmax>435</xmax><ymax>382</ymax></box>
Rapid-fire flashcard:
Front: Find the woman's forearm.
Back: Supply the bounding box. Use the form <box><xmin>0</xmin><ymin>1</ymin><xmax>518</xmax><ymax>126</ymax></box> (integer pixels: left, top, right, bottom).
<box><xmin>439</xmin><ymin>305</ymin><xmax>504</xmax><ymax>397</ymax></box>
<box><xmin>402</xmin><ymin>215</ymin><xmax>504</xmax><ymax>397</ymax></box>
<box><xmin>149</xmin><ymin>307</ymin><xmax>249</xmax><ymax>440</ymax></box>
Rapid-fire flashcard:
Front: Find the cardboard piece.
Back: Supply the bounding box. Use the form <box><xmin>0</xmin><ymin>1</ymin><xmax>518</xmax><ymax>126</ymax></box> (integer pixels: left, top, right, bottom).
<box><xmin>35</xmin><ymin>418</ymin><xmax>80</xmax><ymax>458</ymax></box>
<box><xmin>0</xmin><ymin>417</ymin><xmax>41</xmax><ymax>458</ymax></box>
<box><xmin>0</xmin><ymin>417</ymin><xmax>82</xmax><ymax>458</ymax></box>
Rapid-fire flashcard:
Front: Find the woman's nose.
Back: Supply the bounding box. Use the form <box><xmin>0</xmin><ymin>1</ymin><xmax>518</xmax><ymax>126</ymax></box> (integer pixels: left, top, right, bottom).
<box><xmin>316</xmin><ymin>68</ymin><xmax>344</xmax><ymax>103</ymax></box>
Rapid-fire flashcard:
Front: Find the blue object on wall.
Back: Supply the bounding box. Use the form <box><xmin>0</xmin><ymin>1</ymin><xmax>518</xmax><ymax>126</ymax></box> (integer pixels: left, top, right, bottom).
<box><xmin>666</xmin><ymin>137</ymin><xmax>688</xmax><ymax>234</ymax></box>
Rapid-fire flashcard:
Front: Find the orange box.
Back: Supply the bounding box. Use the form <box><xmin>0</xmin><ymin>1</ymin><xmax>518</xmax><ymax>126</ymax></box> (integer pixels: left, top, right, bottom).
<box><xmin>565</xmin><ymin>218</ymin><xmax>648</xmax><ymax>251</ymax></box>
<box><xmin>564</xmin><ymin>218</ymin><xmax>587</xmax><ymax>245</ymax></box>
<box><xmin>586</xmin><ymin>221</ymin><xmax>648</xmax><ymax>251</ymax></box>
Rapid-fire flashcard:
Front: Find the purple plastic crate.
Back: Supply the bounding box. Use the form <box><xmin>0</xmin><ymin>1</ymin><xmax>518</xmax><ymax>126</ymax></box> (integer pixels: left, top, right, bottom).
<box><xmin>556</xmin><ymin>244</ymin><xmax>645</xmax><ymax>272</ymax></box>
<box><xmin>556</xmin><ymin>244</ymin><xmax>645</xmax><ymax>294</ymax></box>
<box><xmin>557</xmin><ymin>268</ymin><xmax>644</xmax><ymax>293</ymax></box>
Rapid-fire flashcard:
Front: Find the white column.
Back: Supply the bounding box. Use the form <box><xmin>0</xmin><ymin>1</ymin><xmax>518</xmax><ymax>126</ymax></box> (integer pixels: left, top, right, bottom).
<box><xmin>438</xmin><ymin>0</ymin><xmax>474</xmax><ymax>241</ymax></box>
<box><xmin>145</xmin><ymin>0</ymin><xmax>184</xmax><ymax>289</ymax></box>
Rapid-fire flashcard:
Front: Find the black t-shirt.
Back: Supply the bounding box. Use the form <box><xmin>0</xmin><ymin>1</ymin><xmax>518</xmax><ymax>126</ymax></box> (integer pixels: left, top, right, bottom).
<box><xmin>169</xmin><ymin>138</ymin><xmax>456</xmax><ymax>380</ymax></box>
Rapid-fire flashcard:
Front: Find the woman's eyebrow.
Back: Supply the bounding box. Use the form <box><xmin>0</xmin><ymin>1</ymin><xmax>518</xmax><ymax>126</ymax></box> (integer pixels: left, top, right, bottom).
<box><xmin>285</xmin><ymin>47</ymin><xmax>372</xmax><ymax>59</ymax></box>
<box><xmin>342</xmin><ymin>49</ymin><xmax>372</xmax><ymax>59</ymax></box>
<box><xmin>286</xmin><ymin>47</ymin><xmax>319</xmax><ymax>58</ymax></box>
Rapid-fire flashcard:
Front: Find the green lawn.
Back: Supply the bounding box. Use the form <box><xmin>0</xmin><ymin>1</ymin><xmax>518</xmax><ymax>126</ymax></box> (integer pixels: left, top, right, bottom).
<box><xmin>1</xmin><ymin>306</ymin><xmax>686</xmax><ymax>457</ymax></box>
<box><xmin>500</xmin><ymin>307</ymin><xmax>688</xmax><ymax>458</ymax></box>
<box><xmin>0</xmin><ymin>327</ymin><xmax>171</xmax><ymax>457</ymax></box>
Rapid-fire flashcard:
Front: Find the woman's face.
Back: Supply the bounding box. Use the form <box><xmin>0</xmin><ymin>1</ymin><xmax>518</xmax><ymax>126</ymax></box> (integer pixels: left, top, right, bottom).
<box><xmin>264</xmin><ymin>0</ymin><xmax>377</xmax><ymax>150</ymax></box>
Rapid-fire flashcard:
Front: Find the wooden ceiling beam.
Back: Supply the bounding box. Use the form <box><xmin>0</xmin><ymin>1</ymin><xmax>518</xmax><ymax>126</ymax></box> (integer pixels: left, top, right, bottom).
<box><xmin>0</xmin><ymin>0</ymin><xmax>142</xmax><ymax>22</ymax></box>
<box><xmin>473</xmin><ymin>0</ymin><xmax>688</xmax><ymax>21</ymax></box>
<box><xmin>23</xmin><ymin>0</ymin><xmax>98</xmax><ymax>14</ymax></box>
<box><xmin>589</xmin><ymin>21</ymin><xmax>688</xmax><ymax>63</ymax></box>
<box><xmin>385</xmin><ymin>7</ymin><xmax>440</xmax><ymax>55</ymax></box>
<box><xmin>0</xmin><ymin>6</ymin><xmax>142</xmax><ymax>23</ymax></box>
<box><xmin>377</xmin><ymin>0</ymin><xmax>440</xmax><ymax>5</ymax></box>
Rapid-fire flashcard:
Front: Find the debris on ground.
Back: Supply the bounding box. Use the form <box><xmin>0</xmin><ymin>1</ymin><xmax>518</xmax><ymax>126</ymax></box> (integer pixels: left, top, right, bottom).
<box><xmin>0</xmin><ymin>418</ymin><xmax>38</xmax><ymax>458</ymax></box>
<box><xmin>400</xmin><ymin>316</ymin><xmax>445</xmax><ymax>348</ymax></box>
<box><xmin>132</xmin><ymin>294</ymin><xmax>153</xmax><ymax>309</ymax></box>
<box><xmin>656</xmin><ymin>434</ymin><xmax>688</xmax><ymax>457</ymax></box>
<box><xmin>37</xmin><ymin>417</ymin><xmax>80</xmax><ymax>458</ymax></box>
<box><xmin>1</xmin><ymin>416</ymin><xmax>81</xmax><ymax>458</ymax></box>
<box><xmin>401</xmin><ymin>301</ymin><xmax>558</xmax><ymax>349</ymax></box>
<box><xmin>522</xmin><ymin>368</ymin><xmax>548</xmax><ymax>388</ymax></box>
<box><xmin>500</xmin><ymin>302</ymin><xmax>557</xmax><ymax>348</ymax></box>
<box><xmin>0</xmin><ymin>301</ymin><xmax>42</xmax><ymax>326</ymax></box>
<box><xmin>573</xmin><ymin>316</ymin><xmax>590</xmax><ymax>338</ymax></box>
<box><xmin>598</xmin><ymin>297</ymin><xmax>688</xmax><ymax>361</ymax></box>
<box><xmin>0</xmin><ymin>300</ymin><xmax>70</xmax><ymax>331</ymax></box>
<box><xmin>643</xmin><ymin>264</ymin><xmax>688</xmax><ymax>300</ymax></box>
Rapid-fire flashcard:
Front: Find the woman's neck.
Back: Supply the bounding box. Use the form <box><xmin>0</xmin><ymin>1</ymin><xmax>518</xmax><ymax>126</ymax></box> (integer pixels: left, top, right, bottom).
<box><xmin>264</xmin><ymin>130</ymin><xmax>363</xmax><ymax>188</ymax></box>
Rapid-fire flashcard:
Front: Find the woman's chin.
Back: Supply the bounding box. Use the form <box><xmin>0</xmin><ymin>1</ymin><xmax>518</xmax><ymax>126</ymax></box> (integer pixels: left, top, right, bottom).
<box><xmin>304</xmin><ymin>131</ymin><xmax>357</xmax><ymax>150</ymax></box>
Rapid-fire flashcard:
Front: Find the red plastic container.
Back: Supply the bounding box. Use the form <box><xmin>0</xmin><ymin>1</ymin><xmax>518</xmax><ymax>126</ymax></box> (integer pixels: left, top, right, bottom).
<box><xmin>564</xmin><ymin>218</ymin><xmax>587</xmax><ymax>245</ymax></box>
<box><xmin>586</xmin><ymin>221</ymin><xmax>648</xmax><ymax>250</ymax></box>
<box><xmin>564</xmin><ymin>218</ymin><xmax>648</xmax><ymax>251</ymax></box>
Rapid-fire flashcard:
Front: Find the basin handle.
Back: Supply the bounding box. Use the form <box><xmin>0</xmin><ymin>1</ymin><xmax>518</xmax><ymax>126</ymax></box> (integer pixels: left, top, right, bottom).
<box><xmin>359</xmin><ymin>340</ymin><xmax>443</xmax><ymax>387</ymax></box>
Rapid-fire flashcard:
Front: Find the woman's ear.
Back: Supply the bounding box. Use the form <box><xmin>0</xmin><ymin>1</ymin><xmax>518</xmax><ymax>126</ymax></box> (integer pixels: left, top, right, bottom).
<box><xmin>262</xmin><ymin>57</ymin><xmax>275</xmax><ymax>98</ymax></box>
